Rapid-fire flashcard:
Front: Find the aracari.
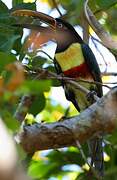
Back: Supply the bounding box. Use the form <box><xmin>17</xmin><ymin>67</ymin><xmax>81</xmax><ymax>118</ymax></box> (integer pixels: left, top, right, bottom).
<box><xmin>11</xmin><ymin>10</ymin><xmax>104</xmax><ymax>177</ymax></box>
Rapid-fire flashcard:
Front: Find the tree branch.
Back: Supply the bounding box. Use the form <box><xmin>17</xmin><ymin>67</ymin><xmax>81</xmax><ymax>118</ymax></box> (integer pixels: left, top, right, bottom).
<box><xmin>18</xmin><ymin>87</ymin><xmax>117</xmax><ymax>153</ymax></box>
<box><xmin>80</xmin><ymin>10</ymin><xmax>89</xmax><ymax>44</ymax></box>
<box><xmin>52</xmin><ymin>0</ymin><xmax>62</xmax><ymax>16</ymax></box>
<box><xmin>14</xmin><ymin>67</ymin><xmax>102</xmax><ymax>123</ymax></box>
<box><xmin>14</xmin><ymin>66</ymin><xmax>115</xmax><ymax>124</ymax></box>
<box><xmin>102</xmin><ymin>72</ymin><xmax>117</xmax><ymax>76</ymax></box>
<box><xmin>84</xmin><ymin>0</ymin><xmax>117</xmax><ymax>51</ymax></box>
<box><xmin>14</xmin><ymin>95</ymin><xmax>35</xmax><ymax>123</ymax></box>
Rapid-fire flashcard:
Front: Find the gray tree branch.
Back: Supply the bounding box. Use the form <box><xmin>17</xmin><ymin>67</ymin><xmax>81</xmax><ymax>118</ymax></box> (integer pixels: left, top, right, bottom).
<box><xmin>84</xmin><ymin>0</ymin><xmax>117</xmax><ymax>51</ymax></box>
<box><xmin>18</xmin><ymin>87</ymin><xmax>117</xmax><ymax>153</ymax></box>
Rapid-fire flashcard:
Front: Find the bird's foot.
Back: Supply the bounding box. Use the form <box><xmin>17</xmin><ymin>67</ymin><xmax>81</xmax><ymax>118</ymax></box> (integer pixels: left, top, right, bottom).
<box><xmin>87</xmin><ymin>91</ymin><xmax>97</xmax><ymax>103</ymax></box>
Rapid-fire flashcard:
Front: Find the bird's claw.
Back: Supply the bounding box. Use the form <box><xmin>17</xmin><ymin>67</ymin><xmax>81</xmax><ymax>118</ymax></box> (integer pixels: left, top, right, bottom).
<box><xmin>87</xmin><ymin>91</ymin><xmax>97</xmax><ymax>103</ymax></box>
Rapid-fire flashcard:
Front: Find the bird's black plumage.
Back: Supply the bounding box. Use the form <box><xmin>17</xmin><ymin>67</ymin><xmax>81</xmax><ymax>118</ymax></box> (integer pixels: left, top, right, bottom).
<box><xmin>54</xmin><ymin>18</ymin><xmax>104</xmax><ymax>177</ymax></box>
<box><xmin>11</xmin><ymin>9</ymin><xmax>104</xmax><ymax>177</ymax></box>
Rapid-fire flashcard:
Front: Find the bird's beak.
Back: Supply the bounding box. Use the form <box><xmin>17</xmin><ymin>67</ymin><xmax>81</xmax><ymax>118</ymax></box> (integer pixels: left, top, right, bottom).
<box><xmin>11</xmin><ymin>9</ymin><xmax>57</xmax><ymax>30</ymax></box>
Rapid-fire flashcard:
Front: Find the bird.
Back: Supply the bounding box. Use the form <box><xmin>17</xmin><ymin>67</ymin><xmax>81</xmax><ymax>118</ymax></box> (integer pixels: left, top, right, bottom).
<box><xmin>11</xmin><ymin>9</ymin><xmax>104</xmax><ymax>177</ymax></box>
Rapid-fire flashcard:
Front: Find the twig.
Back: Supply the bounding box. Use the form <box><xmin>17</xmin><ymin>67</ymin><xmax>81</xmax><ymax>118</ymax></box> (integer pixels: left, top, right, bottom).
<box><xmin>52</xmin><ymin>0</ymin><xmax>62</xmax><ymax>17</ymax></box>
<box><xmin>102</xmin><ymin>72</ymin><xmax>117</xmax><ymax>76</ymax></box>
<box><xmin>76</xmin><ymin>140</ymin><xmax>90</xmax><ymax>166</ymax></box>
<box><xmin>32</xmin><ymin>68</ymin><xmax>101</xmax><ymax>100</ymax></box>
<box><xmin>80</xmin><ymin>10</ymin><xmax>89</xmax><ymax>43</ymax></box>
<box><xmin>91</xmin><ymin>36</ymin><xmax>108</xmax><ymax>72</ymax></box>
<box><xmin>90</xmin><ymin>34</ymin><xmax>103</xmax><ymax>46</ymax></box>
<box><xmin>34</xmin><ymin>67</ymin><xmax>111</xmax><ymax>89</ymax></box>
<box><xmin>84</xmin><ymin>0</ymin><xmax>117</xmax><ymax>50</ymax></box>
<box><xmin>14</xmin><ymin>95</ymin><xmax>35</xmax><ymax>123</ymax></box>
<box><xmin>67</xmin><ymin>80</ymin><xmax>99</xmax><ymax>101</ymax></box>
<box><xmin>75</xmin><ymin>140</ymin><xmax>101</xmax><ymax>180</ymax></box>
<box><xmin>103</xmin><ymin>82</ymin><xmax>117</xmax><ymax>85</ymax></box>
<box><xmin>36</xmin><ymin>49</ymin><xmax>54</xmax><ymax>61</ymax></box>
<box><xmin>16</xmin><ymin>65</ymin><xmax>114</xmax><ymax>123</ymax></box>
<box><xmin>76</xmin><ymin>78</ymin><xmax>111</xmax><ymax>89</ymax></box>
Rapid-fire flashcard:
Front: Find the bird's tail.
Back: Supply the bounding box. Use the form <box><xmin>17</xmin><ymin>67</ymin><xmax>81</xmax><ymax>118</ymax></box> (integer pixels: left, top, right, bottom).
<box><xmin>89</xmin><ymin>137</ymin><xmax>104</xmax><ymax>177</ymax></box>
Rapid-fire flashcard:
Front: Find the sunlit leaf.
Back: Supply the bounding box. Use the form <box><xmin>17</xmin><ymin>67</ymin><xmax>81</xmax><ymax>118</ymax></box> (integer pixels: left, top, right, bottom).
<box><xmin>52</xmin><ymin>110</ymin><xmax>63</xmax><ymax>120</ymax></box>
<box><xmin>39</xmin><ymin>0</ymin><xmax>59</xmax><ymax>8</ymax></box>
<box><xmin>32</xmin><ymin>151</ymin><xmax>48</xmax><ymax>161</ymax></box>
<box><xmin>25</xmin><ymin>113</ymin><xmax>35</xmax><ymax>125</ymax></box>
<box><xmin>23</xmin><ymin>0</ymin><xmax>35</xmax><ymax>2</ymax></box>
<box><xmin>104</xmin><ymin>152</ymin><xmax>110</xmax><ymax>162</ymax></box>
<box><xmin>102</xmin><ymin>75</ymin><xmax>111</xmax><ymax>83</ymax></box>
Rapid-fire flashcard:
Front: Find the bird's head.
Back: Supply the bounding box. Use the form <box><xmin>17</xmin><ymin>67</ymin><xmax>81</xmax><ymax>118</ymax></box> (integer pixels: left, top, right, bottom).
<box><xmin>11</xmin><ymin>9</ymin><xmax>83</xmax><ymax>52</ymax></box>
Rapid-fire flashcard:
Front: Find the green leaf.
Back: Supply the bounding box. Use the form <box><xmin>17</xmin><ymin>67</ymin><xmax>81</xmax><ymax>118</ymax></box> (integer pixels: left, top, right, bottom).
<box><xmin>11</xmin><ymin>2</ymin><xmax>36</xmax><ymax>11</ymax></box>
<box><xmin>0</xmin><ymin>0</ymin><xmax>8</xmax><ymax>13</ymax></box>
<box><xmin>28</xmin><ymin>160</ymin><xmax>62</xmax><ymax>179</ymax></box>
<box><xmin>25</xmin><ymin>80</ymin><xmax>51</xmax><ymax>93</ymax></box>
<box><xmin>106</xmin><ymin>7</ymin><xmax>117</xmax><ymax>35</ymax></box>
<box><xmin>1</xmin><ymin>110</ymin><xmax>20</xmax><ymax>131</ymax></box>
<box><xmin>12</xmin><ymin>0</ymin><xmax>23</xmax><ymax>7</ymax></box>
<box><xmin>45</xmin><ymin>66</ymin><xmax>61</xmax><ymax>87</ymax></box>
<box><xmin>60</xmin><ymin>0</ymin><xmax>85</xmax><ymax>17</ymax></box>
<box><xmin>107</xmin><ymin>129</ymin><xmax>117</xmax><ymax>145</ymax></box>
<box><xmin>59</xmin><ymin>0</ymin><xmax>71</xmax><ymax>5</ymax></box>
<box><xmin>47</xmin><ymin>149</ymin><xmax>83</xmax><ymax>166</ymax></box>
<box><xmin>28</xmin><ymin>148</ymin><xmax>83</xmax><ymax>179</ymax></box>
<box><xmin>28</xmin><ymin>160</ymin><xmax>50</xmax><ymax>179</ymax></box>
<box><xmin>46</xmin><ymin>66</ymin><xmax>56</xmax><ymax>73</ymax></box>
<box><xmin>75</xmin><ymin>0</ymin><xmax>85</xmax><ymax>13</ymax></box>
<box><xmin>0</xmin><ymin>12</ymin><xmax>22</xmax><ymax>53</ymax></box>
<box><xmin>0</xmin><ymin>52</ymin><xmax>16</xmax><ymax>72</ymax></box>
<box><xmin>12</xmin><ymin>35</ymin><xmax>22</xmax><ymax>54</ymax></box>
<box><xmin>0</xmin><ymin>33</ymin><xmax>21</xmax><ymax>53</ymax></box>
<box><xmin>29</xmin><ymin>93</ymin><xmax>46</xmax><ymax>115</ymax></box>
<box><xmin>52</xmin><ymin>79</ymin><xmax>61</xmax><ymax>87</ymax></box>
<box><xmin>31</xmin><ymin>56</ymin><xmax>47</xmax><ymax>68</ymax></box>
<box><xmin>96</xmin><ymin>0</ymin><xmax>117</xmax><ymax>10</ymax></box>
<box><xmin>18</xmin><ymin>80</ymin><xmax>51</xmax><ymax>94</ymax></box>
<box><xmin>0</xmin><ymin>16</ymin><xmax>15</xmax><ymax>27</ymax></box>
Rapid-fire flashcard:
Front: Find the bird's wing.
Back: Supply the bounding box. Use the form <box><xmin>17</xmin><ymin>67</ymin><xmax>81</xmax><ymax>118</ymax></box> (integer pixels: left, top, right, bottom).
<box><xmin>81</xmin><ymin>43</ymin><xmax>103</xmax><ymax>97</ymax></box>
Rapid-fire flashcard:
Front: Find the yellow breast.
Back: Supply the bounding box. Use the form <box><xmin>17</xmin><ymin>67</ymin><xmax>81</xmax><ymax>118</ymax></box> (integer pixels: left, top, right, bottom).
<box><xmin>55</xmin><ymin>43</ymin><xmax>84</xmax><ymax>71</ymax></box>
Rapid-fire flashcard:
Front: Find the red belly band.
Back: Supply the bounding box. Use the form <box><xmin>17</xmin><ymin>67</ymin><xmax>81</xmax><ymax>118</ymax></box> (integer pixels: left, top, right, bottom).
<box><xmin>63</xmin><ymin>63</ymin><xmax>91</xmax><ymax>78</ymax></box>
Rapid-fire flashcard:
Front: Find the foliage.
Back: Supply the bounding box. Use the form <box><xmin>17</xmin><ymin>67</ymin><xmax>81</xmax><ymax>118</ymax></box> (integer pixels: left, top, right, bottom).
<box><xmin>0</xmin><ymin>0</ymin><xmax>117</xmax><ymax>179</ymax></box>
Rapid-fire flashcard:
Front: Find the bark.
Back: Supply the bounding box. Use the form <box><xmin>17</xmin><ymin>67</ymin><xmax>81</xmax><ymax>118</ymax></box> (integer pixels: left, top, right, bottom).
<box><xmin>14</xmin><ymin>95</ymin><xmax>35</xmax><ymax>123</ymax></box>
<box><xmin>19</xmin><ymin>87</ymin><xmax>117</xmax><ymax>153</ymax></box>
<box><xmin>84</xmin><ymin>2</ymin><xmax>117</xmax><ymax>51</ymax></box>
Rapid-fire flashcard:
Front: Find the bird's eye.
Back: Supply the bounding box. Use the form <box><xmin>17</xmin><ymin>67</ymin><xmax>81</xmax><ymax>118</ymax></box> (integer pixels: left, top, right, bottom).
<box><xmin>58</xmin><ymin>23</ymin><xmax>63</xmax><ymax>28</ymax></box>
